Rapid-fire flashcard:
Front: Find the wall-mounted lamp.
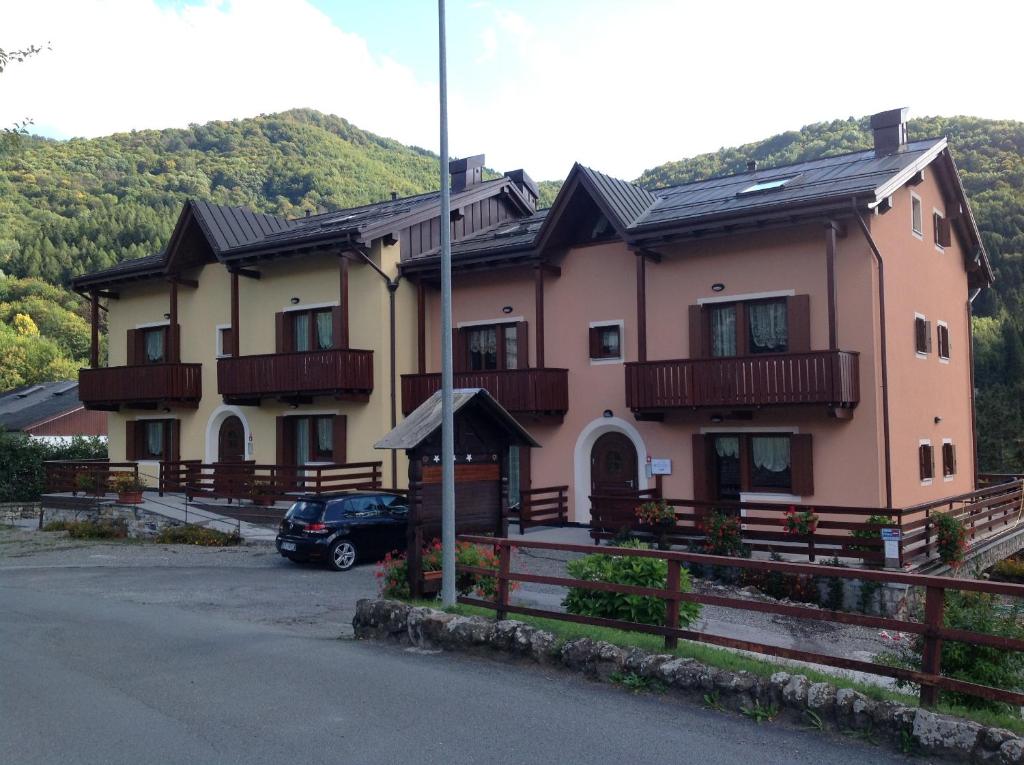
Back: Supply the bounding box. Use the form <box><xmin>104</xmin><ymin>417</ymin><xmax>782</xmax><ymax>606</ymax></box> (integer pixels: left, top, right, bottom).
<box><xmin>289</xmin><ymin>403</ymin><xmax>298</xmax><ymax>409</ymax></box>
<box><xmin>934</xmin><ymin>416</ymin><xmax>942</xmax><ymax>424</ymax></box>
<box><xmin>290</xmin><ymin>297</ymin><xmax>300</xmax><ymax>305</ymax></box>
<box><xmin>163</xmin><ymin>313</ymin><xmax>171</xmax><ymax>320</ymax></box>
<box><xmin>710</xmin><ymin>414</ymin><xmax>724</xmax><ymax>423</ymax></box>
<box><xmin>711</xmin><ymin>283</ymin><xmax>725</xmax><ymax>293</ymax></box>
<box><xmin>602</xmin><ymin>409</ymin><xmax>613</xmax><ymax>418</ymax></box>
<box><xmin>162</xmin><ymin>407</ymin><xmax>171</xmax><ymax>414</ymax></box>
<box><xmin>502</xmin><ymin>305</ymin><xmax>514</xmax><ymax>314</ymax></box>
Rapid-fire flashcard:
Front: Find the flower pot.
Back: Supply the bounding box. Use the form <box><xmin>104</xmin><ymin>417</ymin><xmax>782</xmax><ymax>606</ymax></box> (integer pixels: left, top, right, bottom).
<box><xmin>252</xmin><ymin>496</ymin><xmax>273</xmax><ymax>507</ymax></box>
<box><xmin>117</xmin><ymin>490</ymin><xmax>144</xmax><ymax>505</ymax></box>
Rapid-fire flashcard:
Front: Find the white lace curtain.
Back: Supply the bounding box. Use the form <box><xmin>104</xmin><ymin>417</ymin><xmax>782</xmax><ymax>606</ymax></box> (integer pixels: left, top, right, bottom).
<box><xmin>293</xmin><ymin>313</ymin><xmax>310</xmax><ymax>352</ymax></box>
<box><xmin>748</xmin><ymin>301</ymin><xmax>788</xmax><ymax>351</ymax></box>
<box><xmin>146</xmin><ymin>421</ymin><xmax>164</xmax><ymax>457</ymax></box>
<box><xmin>315</xmin><ymin>312</ymin><xmax>333</xmax><ymax>350</ymax></box>
<box><xmin>294</xmin><ymin>418</ymin><xmax>309</xmax><ymax>464</ymax></box>
<box><xmin>751</xmin><ymin>436</ymin><xmax>790</xmax><ymax>472</ymax></box>
<box><xmin>316</xmin><ymin>417</ymin><xmax>333</xmax><ymax>456</ymax></box>
<box><xmin>715</xmin><ymin>436</ymin><xmax>739</xmax><ymax>459</ymax></box>
<box><xmin>145</xmin><ymin>329</ymin><xmax>165</xmax><ymax>362</ymax></box>
<box><xmin>468</xmin><ymin>328</ymin><xmax>497</xmax><ymax>356</ymax></box>
<box><xmin>710</xmin><ymin>306</ymin><xmax>736</xmax><ymax>357</ymax></box>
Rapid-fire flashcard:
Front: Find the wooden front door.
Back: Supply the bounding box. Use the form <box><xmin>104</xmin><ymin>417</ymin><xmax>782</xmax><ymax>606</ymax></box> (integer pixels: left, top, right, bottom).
<box><xmin>591</xmin><ymin>432</ymin><xmax>638</xmax><ymax>493</ymax></box>
<box><xmin>218</xmin><ymin>416</ymin><xmax>245</xmax><ymax>462</ymax></box>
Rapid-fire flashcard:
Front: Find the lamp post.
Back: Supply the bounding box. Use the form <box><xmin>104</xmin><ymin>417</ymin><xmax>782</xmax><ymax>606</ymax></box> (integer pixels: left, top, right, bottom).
<box><xmin>438</xmin><ymin>0</ymin><xmax>456</xmax><ymax>607</ymax></box>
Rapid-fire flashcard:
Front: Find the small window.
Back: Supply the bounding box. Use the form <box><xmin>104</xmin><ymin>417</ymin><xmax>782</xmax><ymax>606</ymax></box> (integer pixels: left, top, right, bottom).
<box><xmin>914</xmin><ymin>316</ymin><xmax>931</xmax><ymax>355</ymax></box>
<box><xmin>288</xmin><ymin>308</ymin><xmax>334</xmax><ymax>353</ymax></box>
<box><xmin>919</xmin><ymin>442</ymin><xmax>934</xmax><ymax>482</ymax></box>
<box><xmin>290</xmin><ymin>414</ymin><xmax>335</xmax><ymax>464</ymax></box>
<box><xmin>942</xmin><ymin>442</ymin><xmax>956</xmax><ymax>479</ymax></box>
<box><xmin>933</xmin><ymin>211</ymin><xmax>951</xmax><ymax>249</ymax></box>
<box><xmin>217</xmin><ymin>326</ymin><xmax>233</xmax><ymax>357</ymax></box>
<box><xmin>936</xmin><ymin>323</ymin><xmax>950</xmax><ymax>360</ymax></box>
<box><xmin>738</xmin><ymin>177</ymin><xmax>794</xmax><ymax>195</ymax></box>
<box><xmin>140</xmin><ymin>420</ymin><xmax>166</xmax><ymax>459</ymax></box>
<box><xmin>142</xmin><ymin>327</ymin><xmax>167</xmax><ymax>364</ymax></box>
<box><xmin>749</xmin><ymin>435</ymin><xmax>792</xmax><ymax>492</ymax></box>
<box><xmin>709</xmin><ymin>304</ymin><xmax>737</xmax><ymax>358</ymax></box>
<box><xmin>911</xmin><ymin>194</ymin><xmax>923</xmax><ymax>237</ymax></box>
<box><xmin>589</xmin><ymin>324</ymin><xmax>622</xmax><ymax>360</ymax></box>
<box><xmin>747</xmin><ymin>299</ymin><xmax>788</xmax><ymax>355</ymax></box>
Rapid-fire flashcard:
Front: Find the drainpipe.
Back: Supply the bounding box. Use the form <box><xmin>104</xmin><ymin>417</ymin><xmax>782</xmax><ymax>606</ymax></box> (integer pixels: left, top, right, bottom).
<box><xmin>353</xmin><ymin>246</ymin><xmax>401</xmax><ymax>488</ymax></box>
<box><xmin>852</xmin><ymin>201</ymin><xmax>893</xmax><ymax>509</ymax></box>
<box><xmin>967</xmin><ymin>288</ymin><xmax>981</xmax><ymax>489</ymax></box>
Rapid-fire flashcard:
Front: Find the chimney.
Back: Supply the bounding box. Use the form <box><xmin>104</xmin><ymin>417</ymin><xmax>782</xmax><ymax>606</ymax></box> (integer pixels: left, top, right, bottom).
<box><xmin>504</xmin><ymin>169</ymin><xmax>539</xmax><ymax>209</ymax></box>
<box><xmin>870</xmin><ymin>107</ymin><xmax>909</xmax><ymax>156</ymax></box>
<box><xmin>450</xmin><ymin>154</ymin><xmax>485</xmax><ymax>192</ymax></box>
<box><xmin>390</xmin><ymin>191</ymin><xmax>398</xmax><ymax>201</ymax></box>
<box><xmin>746</xmin><ymin>160</ymin><xmax>757</xmax><ymax>173</ymax></box>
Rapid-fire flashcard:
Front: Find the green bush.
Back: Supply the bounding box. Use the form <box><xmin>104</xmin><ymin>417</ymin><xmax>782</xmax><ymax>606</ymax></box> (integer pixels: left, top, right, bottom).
<box><xmin>563</xmin><ymin>540</ymin><xmax>702</xmax><ymax>628</ymax></box>
<box><xmin>42</xmin><ymin>519</ymin><xmax>69</xmax><ymax>531</ymax></box>
<box><xmin>155</xmin><ymin>525</ymin><xmax>241</xmax><ymax>546</ymax></box>
<box><xmin>700</xmin><ymin>511</ymin><xmax>746</xmax><ymax>557</ymax></box>
<box><xmin>63</xmin><ymin>519</ymin><xmax>127</xmax><ymax>539</ymax></box>
<box><xmin>992</xmin><ymin>557</ymin><xmax>1024</xmax><ymax>582</ymax></box>
<box><xmin>0</xmin><ymin>432</ymin><xmax>107</xmax><ymax>502</ymax></box>
<box><xmin>935</xmin><ymin>513</ymin><xmax>969</xmax><ymax>569</ymax></box>
<box><xmin>849</xmin><ymin>514</ymin><xmax>891</xmax><ymax>552</ymax></box>
<box><xmin>878</xmin><ymin>591</ymin><xmax>1024</xmax><ymax>710</ymax></box>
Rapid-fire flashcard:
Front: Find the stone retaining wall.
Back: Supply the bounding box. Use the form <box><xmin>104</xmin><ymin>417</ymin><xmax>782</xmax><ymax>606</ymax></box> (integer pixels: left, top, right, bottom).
<box><xmin>353</xmin><ymin>598</ymin><xmax>1024</xmax><ymax>764</ymax></box>
<box><xmin>40</xmin><ymin>504</ymin><xmax>182</xmax><ymax>539</ymax></box>
<box><xmin>0</xmin><ymin>501</ymin><xmax>41</xmax><ymax>523</ymax></box>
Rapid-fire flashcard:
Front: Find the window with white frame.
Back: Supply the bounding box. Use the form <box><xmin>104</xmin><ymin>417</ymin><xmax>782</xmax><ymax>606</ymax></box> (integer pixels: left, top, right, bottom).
<box><xmin>911</xmin><ymin>193</ymin><xmax>923</xmax><ymax>238</ymax></box>
<box><xmin>919</xmin><ymin>440</ymin><xmax>934</xmax><ymax>484</ymax></box>
<box><xmin>942</xmin><ymin>440</ymin><xmax>956</xmax><ymax>480</ymax></box>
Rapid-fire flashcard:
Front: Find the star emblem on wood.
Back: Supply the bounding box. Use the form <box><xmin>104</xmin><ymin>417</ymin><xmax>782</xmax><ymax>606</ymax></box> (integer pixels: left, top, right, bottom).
<box><xmin>433</xmin><ymin>455</ymin><xmax>440</xmax><ymax>463</ymax></box>
<box><xmin>465</xmin><ymin>454</ymin><xmax>473</xmax><ymax>462</ymax></box>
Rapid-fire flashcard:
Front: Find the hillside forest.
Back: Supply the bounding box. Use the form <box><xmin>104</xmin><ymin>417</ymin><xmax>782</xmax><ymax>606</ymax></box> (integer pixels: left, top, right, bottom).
<box><xmin>0</xmin><ymin>109</ymin><xmax>1022</xmax><ymax>471</ymax></box>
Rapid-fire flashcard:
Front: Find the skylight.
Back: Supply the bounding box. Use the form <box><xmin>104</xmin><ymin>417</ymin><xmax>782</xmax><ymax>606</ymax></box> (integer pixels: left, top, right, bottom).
<box><xmin>738</xmin><ymin>177</ymin><xmax>794</xmax><ymax>196</ymax></box>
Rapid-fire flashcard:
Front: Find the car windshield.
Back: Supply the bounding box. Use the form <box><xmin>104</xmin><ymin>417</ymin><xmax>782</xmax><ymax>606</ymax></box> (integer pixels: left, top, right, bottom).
<box><xmin>380</xmin><ymin>495</ymin><xmax>407</xmax><ymax>513</ymax></box>
<box><xmin>285</xmin><ymin>501</ymin><xmax>324</xmax><ymax>522</ymax></box>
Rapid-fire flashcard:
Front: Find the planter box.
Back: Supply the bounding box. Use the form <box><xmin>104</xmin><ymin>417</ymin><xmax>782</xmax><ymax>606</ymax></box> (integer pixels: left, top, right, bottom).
<box><xmin>117</xmin><ymin>491</ymin><xmax>144</xmax><ymax>505</ymax></box>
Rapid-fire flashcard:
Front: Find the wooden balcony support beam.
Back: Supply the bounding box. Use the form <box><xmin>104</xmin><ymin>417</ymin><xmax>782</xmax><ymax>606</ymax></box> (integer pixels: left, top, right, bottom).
<box><xmin>230</xmin><ymin>270</ymin><xmax>240</xmax><ymax>356</ymax></box>
<box><xmin>534</xmin><ymin>265</ymin><xmax>546</xmax><ymax>368</ymax></box>
<box><xmin>167</xmin><ymin>276</ymin><xmax>198</xmax><ymax>289</ymax></box>
<box><xmin>636</xmin><ymin>252</ymin><xmax>648</xmax><ymax>362</ymax></box>
<box><xmin>417</xmin><ymin>280</ymin><xmax>427</xmax><ymax>374</ymax></box>
<box><xmin>168</xmin><ymin>281</ymin><xmax>180</xmax><ymax>363</ymax></box>
<box><xmin>338</xmin><ymin>254</ymin><xmax>350</xmax><ymax>349</ymax></box>
<box><xmin>825</xmin><ymin>220</ymin><xmax>840</xmax><ymax>351</ymax></box>
<box><xmin>89</xmin><ymin>291</ymin><xmax>99</xmax><ymax>368</ymax></box>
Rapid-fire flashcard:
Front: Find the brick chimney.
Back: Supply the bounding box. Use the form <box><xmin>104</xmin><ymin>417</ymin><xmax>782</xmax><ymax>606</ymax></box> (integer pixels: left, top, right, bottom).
<box><xmin>450</xmin><ymin>154</ymin><xmax>484</xmax><ymax>192</ymax></box>
<box><xmin>870</xmin><ymin>107</ymin><xmax>909</xmax><ymax>157</ymax></box>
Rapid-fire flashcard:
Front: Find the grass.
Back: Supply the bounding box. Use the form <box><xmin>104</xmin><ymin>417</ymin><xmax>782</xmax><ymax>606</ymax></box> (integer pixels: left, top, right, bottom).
<box><xmin>406</xmin><ymin>598</ymin><xmax>1024</xmax><ymax>735</ymax></box>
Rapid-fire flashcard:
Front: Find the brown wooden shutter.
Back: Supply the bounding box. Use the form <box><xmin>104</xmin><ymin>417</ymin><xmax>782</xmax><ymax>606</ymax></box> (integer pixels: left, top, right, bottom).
<box><xmin>331</xmin><ymin>305</ymin><xmax>347</xmax><ymax>350</ymax></box>
<box><xmin>453</xmin><ymin>328</ymin><xmax>468</xmax><ymax>372</ymax></box>
<box><xmin>691</xmin><ymin>434</ymin><xmax>714</xmax><ymax>501</ymax></box>
<box><xmin>919</xmin><ymin>444</ymin><xmax>933</xmax><ymax>480</ymax></box>
<box><xmin>275</xmin><ymin>312</ymin><xmax>292</xmax><ymax>353</ymax></box>
<box><xmin>166</xmin><ymin>419</ymin><xmax>181</xmax><ymax>462</ymax></box>
<box><xmin>934</xmin><ymin>213</ymin><xmax>952</xmax><ymax>247</ymax></box>
<box><xmin>914</xmin><ymin>317</ymin><xmax>927</xmax><ymax>354</ymax></box>
<box><xmin>222</xmin><ymin>327</ymin><xmax>235</xmax><ymax>357</ymax></box>
<box><xmin>519</xmin><ymin>445</ymin><xmax>531</xmax><ymax>495</ymax></box>
<box><xmin>787</xmin><ymin>295</ymin><xmax>811</xmax><ymax>353</ymax></box>
<box><xmin>276</xmin><ymin>416</ymin><xmax>287</xmax><ymax>465</ymax></box>
<box><xmin>125</xmin><ymin>420</ymin><xmax>138</xmax><ymax>461</ymax></box>
<box><xmin>126</xmin><ymin>329</ymin><xmax>140</xmax><ymax>365</ymax></box>
<box><xmin>588</xmin><ymin>327</ymin><xmax>601</xmax><ymax>359</ymax></box>
<box><xmin>515</xmin><ymin>321</ymin><xmax>529</xmax><ymax>369</ymax></box>
<box><xmin>688</xmin><ymin>305</ymin><xmax>706</xmax><ymax>358</ymax></box>
<box><xmin>790</xmin><ymin>434</ymin><xmax>814</xmax><ymax>496</ymax></box>
<box><xmin>332</xmin><ymin>415</ymin><xmax>348</xmax><ymax>464</ymax></box>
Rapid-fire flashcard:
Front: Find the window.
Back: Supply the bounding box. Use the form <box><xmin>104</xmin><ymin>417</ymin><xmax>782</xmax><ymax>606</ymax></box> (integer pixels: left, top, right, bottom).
<box><xmin>749</xmin><ymin>435</ymin><xmax>792</xmax><ymax>491</ymax></box>
<box><xmin>919</xmin><ymin>442</ymin><xmax>934</xmax><ymax>483</ymax></box>
<box><xmin>126</xmin><ymin>418</ymin><xmax>178</xmax><ymax>462</ymax></box>
<box><xmin>738</xmin><ymin>177</ymin><xmax>794</xmax><ymax>195</ymax></box>
<box><xmin>708</xmin><ymin>299</ymin><xmax>788</xmax><ymax>357</ymax></box>
<box><xmin>588</xmin><ymin>323</ymin><xmax>622</xmax><ymax>360</ymax></box>
<box><xmin>936</xmin><ymin>322</ymin><xmax>950</xmax><ymax>360</ymax></box>
<box><xmin>278</xmin><ymin>414</ymin><xmax>345</xmax><ymax>466</ymax></box>
<box><xmin>291</xmin><ymin>308</ymin><xmax>333</xmax><ymax>352</ymax></box>
<box><xmin>933</xmin><ymin>211</ymin><xmax>951</xmax><ymax>249</ymax></box>
<box><xmin>914</xmin><ymin>315</ymin><xmax>932</xmax><ymax>355</ymax></box>
<box><xmin>217</xmin><ymin>326</ymin><xmax>233</xmax><ymax>357</ymax></box>
<box><xmin>457</xmin><ymin>322</ymin><xmax>525</xmax><ymax>371</ymax></box>
<box><xmin>142</xmin><ymin>327</ymin><xmax>167</xmax><ymax>364</ymax></box>
<box><xmin>911</xmin><ymin>194</ymin><xmax>923</xmax><ymax>237</ymax></box>
<box><xmin>942</xmin><ymin>441</ymin><xmax>957</xmax><ymax>480</ymax></box>
<box><xmin>699</xmin><ymin>432</ymin><xmax>812</xmax><ymax>497</ymax></box>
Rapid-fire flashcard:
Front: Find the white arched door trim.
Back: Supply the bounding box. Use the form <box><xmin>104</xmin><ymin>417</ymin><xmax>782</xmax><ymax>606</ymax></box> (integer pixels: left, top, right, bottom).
<box><xmin>572</xmin><ymin>416</ymin><xmax>649</xmax><ymax>524</ymax></box>
<box><xmin>204</xmin><ymin>405</ymin><xmax>253</xmax><ymax>463</ymax></box>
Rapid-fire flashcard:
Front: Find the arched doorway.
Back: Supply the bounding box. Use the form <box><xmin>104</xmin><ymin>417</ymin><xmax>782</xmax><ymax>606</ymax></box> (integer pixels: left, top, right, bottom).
<box><xmin>217</xmin><ymin>416</ymin><xmax>245</xmax><ymax>462</ymax></box>
<box><xmin>591</xmin><ymin>432</ymin><xmax>638</xmax><ymax>494</ymax></box>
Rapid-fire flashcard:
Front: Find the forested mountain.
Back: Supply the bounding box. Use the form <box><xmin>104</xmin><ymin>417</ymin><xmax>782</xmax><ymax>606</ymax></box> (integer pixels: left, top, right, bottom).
<box><xmin>1</xmin><ymin>109</ymin><xmax>1022</xmax><ymax>470</ymax></box>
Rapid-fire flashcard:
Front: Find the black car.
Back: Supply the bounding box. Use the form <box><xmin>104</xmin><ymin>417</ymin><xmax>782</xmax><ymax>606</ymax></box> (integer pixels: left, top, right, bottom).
<box><xmin>275</xmin><ymin>491</ymin><xmax>408</xmax><ymax>571</ymax></box>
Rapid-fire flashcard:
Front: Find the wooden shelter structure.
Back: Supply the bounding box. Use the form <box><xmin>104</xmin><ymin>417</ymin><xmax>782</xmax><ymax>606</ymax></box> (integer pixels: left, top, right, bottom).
<box><xmin>375</xmin><ymin>388</ymin><xmax>538</xmax><ymax>596</ymax></box>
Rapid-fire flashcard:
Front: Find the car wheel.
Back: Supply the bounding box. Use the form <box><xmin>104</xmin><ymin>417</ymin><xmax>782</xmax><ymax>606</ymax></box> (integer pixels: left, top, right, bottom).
<box><xmin>328</xmin><ymin>540</ymin><xmax>358</xmax><ymax>571</ymax></box>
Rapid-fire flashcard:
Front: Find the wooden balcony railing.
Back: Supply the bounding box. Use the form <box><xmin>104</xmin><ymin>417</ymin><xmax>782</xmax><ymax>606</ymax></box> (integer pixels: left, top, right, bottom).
<box><xmin>79</xmin><ymin>364</ymin><xmax>202</xmax><ymax>410</ymax></box>
<box><xmin>625</xmin><ymin>350</ymin><xmax>859</xmax><ymax>412</ymax></box>
<box><xmin>401</xmin><ymin>368</ymin><xmax>569</xmax><ymax>418</ymax></box>
<box><xmin>217</xmin><ymin>348</ymin><xmax>374</xmax><ymax>402</ymax></box>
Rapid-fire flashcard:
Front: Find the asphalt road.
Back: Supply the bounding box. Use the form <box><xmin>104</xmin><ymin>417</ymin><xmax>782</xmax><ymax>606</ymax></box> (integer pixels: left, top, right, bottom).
<box><xmin>0</xmin><ymin>533</ymin><xmax>906</xmax><ymax>765</ymax></box>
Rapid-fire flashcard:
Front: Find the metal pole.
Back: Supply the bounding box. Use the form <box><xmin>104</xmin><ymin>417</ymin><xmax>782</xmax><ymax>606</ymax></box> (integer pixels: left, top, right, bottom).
<box><xmin>438</xmin><ymin>0</ymin><xmax>456</xmax><ymax>607</ymax></box>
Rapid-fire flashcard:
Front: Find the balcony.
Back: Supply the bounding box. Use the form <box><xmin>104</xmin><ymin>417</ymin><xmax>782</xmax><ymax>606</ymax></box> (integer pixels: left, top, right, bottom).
<box><xmin>217</xmin><ymin>348</ymin><xmax>374</xmax><ymax>403</ymax></box>
<box><xmin>401</xmin><ymin>368</ymin><xmax>569</xmax><ymax>419</ymax></box>
<box><xmin>79</xmin><ymin>364</ymin><xmax>202</xmax><ymax>410</ymax></box>
<box><xmin>625</xmin><ymin>350</ymin><xmax>859</xmax><ymax>414</ymax></box>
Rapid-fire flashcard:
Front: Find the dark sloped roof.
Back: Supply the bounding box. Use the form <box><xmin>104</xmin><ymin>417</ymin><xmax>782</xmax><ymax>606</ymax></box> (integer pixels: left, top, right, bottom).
<box><xmin>0</xmin><ymin>381</ymin><xmax>85</xmax><ymax>431</ymax></box>
<box><xmin>633</xmin><ymin>139</ymin><xmax>946</xmax><ymax>230</ymax></box>
<box><xmin>405</xmin><ymin>209</ymin><xmax>548</xmax><ymax>268</ymax></box>
<box><xmin>577</xmin><ymin>165</ymin><xmax>656</xmax><ymax>228</ymax></box>
<box><xmin>190</xmin><ymin>201</ymin><xmax>297</xmax><ymax>253</ymax></box>
<box><xmin>374</xmin><ymin>388</ymin><xmax>539</xmax><ymax>450</ymax></box>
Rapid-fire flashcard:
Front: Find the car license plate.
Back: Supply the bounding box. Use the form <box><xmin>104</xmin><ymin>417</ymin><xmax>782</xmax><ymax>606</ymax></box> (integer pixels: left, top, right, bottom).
<box><xmin>281</xmin><ymin>542</ymin><xmax>297</xmax><ymax>552</ymax></box>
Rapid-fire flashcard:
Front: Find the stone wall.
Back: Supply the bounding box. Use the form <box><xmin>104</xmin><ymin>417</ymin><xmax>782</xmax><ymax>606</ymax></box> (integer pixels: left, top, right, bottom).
<box><xmin>40</xmin><ymin>503</ymin><xmax>183</xmax><ymax>539</ymax></box>
<box><xmin>0</xmin><ymin>501</ymin><xmax>41</xmax><ymax>523</ymax></box>
<box><xmin>353</xmin><ymin>598</ymin><xmax>1024</xmax><ymax>765</ymax></box>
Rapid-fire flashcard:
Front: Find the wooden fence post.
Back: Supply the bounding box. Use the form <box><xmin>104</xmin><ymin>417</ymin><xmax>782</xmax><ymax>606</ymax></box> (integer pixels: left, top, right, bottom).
<box><xmin>559</xmin><ymin>487</ymin><xmax>567</xmax><ymax>526</ymax></box>
<box><xmin>496</xmin><ymin>540</ymin><xmax>510</xmax><ymax>621</ymax></box>
<box><xmin>808</xmin><ymin>534</ymin><xmax>816</xmax><ymax>563</ymax></box>
<box><xmin>919</xmin><ymin>585</ymin><xmax>946</xmax><ymax>707</ymax></box>
<box><xmin>664</xmin><ymin>558</ymin><xmax>681</xmax><ymax>650</ymax></box>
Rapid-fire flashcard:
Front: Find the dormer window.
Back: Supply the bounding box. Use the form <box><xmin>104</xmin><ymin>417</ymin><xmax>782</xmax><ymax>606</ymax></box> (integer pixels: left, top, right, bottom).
<box><xmin>738</xmin><ymin>177</ymin><xmax>795</xmax><ymax>196</ymax></box>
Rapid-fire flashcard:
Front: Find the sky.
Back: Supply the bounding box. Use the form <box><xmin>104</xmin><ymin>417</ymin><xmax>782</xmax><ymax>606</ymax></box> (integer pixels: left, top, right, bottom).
<box><xmin>2</xmin><ymin>0</ymin><xmax>1022</xmax><ymax>181</ymax></box>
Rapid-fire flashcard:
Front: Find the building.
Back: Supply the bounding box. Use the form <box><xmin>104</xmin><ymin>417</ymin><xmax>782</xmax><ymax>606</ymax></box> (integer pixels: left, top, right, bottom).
<box><xmin>70</xmin><ymin>108</ymin><xmax>991</xmax><ymax>524</ymax></box>
<box><xmin>0</xmin><ymin>381</ymin><xmax>107</xmax><ymax>441</ymax></box>
<box><xmin>70</xmin><ymin>160</ymin><xmax>538</xmax><ymax>488</ymax></box>
<box><xmin>402</xmin><ymin>108</ymin><xmax>991</xmax><ymax>521</ymax></box>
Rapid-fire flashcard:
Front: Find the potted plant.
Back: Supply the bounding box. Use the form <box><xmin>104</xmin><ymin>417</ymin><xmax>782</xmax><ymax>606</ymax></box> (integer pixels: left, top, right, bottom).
<box><xmin>635</xmin><ymin>499</ymin><xmax>676</xmax><ymax>550</ymax></box>
<box><xmin>934</xmin><ymin>512</ymin><xmax>968</xmax><ymax>569</ymax></box>
<box><xmin>784</xmin><ymin>506</ymin><xmax>819</xmax><ymax>536</ymax></box>
<box><xmin>110</xmin><ymin>472</ymin><xmax>146</xmax><ymax>504</ymax></box>
<box><xmin>74</xmin><ymin>471</ymin><xmax>103</xmax><ymax>497</ymax></box>
<box><xmin>248</xmin><ymin>477</ymin><xmax>274</xmax><ymax>506</ymax></box>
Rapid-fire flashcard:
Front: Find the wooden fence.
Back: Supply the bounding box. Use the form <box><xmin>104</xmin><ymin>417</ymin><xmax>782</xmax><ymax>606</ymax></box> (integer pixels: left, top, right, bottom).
<box><xmin>44</xmin><ymin>460</ymin><xmax>139</xmax><ymax>494</ymax></box>
<box><xmin>515</xmin><ymin>485</ymin><xmax>569</xmax><ymax>533</ymax></box>
<box><xmin>589</xmin><ymin>492</ymin><xmax>896</xmax><ymax>565</ymax></box>
<box><xmin>158</xmin><ymin>460</ymin><xmax>383</xmax><ymax>502</ymax></box>
<box><xmin>456</xmin><ymin>534</ymin><xmax>1024</xmax><ymax>708</ymax></box>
